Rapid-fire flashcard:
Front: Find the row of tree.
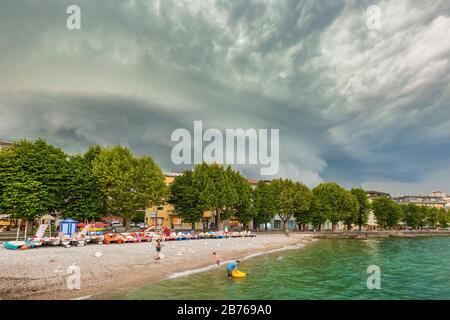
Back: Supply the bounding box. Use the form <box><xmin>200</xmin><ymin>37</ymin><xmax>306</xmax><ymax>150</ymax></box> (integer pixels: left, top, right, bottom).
<box><xmin>371</xmin><ymin>197</ymin><xmax>450</xmax><ymax>229</ymax></box>
<box><xmin>1</xmin><ymin>139</ymin><xmax>449</xmax><ymax>234</ymax></box>
<box><xmin>169</xmin><ymin>164</ymin><xmax>372</xmax><ymax>232</ymax></box>
<box><xmin>0</xmin><ymin>140</ymin><xmax>166</xmax><ymax>234</ymax></box>
<box><xmin>169</xmin><ymin>165</ymin><xmax>450</xmax><ymax>231</ymax></box>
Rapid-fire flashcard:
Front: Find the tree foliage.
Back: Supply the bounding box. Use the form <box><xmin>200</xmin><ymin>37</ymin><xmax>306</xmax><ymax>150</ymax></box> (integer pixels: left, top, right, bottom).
<box><xmin>312</xmin><ymin>183</ymin><xmax>358</xmax><ymax>230</ymax></box>
<box><xmin>350</xmin><ymin>188</ymin><xmax>371</xmax><ymax>229</ymax></box>
<box><xmin>372</xmin><ymin>196</ymin><xmax>403</xmax><ymax>229</ymax></box>
<box><xmin>169</xmin><ymin>170</ymin><xmax>206</xmax><ymax>230</ymax></box>
<box><xmin>437</xmin><ymin>208</ymin><xmax>449</xmax><ymax>228</ymax></box>
<box><xmin>191</xmin><ymin>163</ymin><xmax>241</xmax><ymax>229</ymax></box>
<box><xmin>307</xmin><ymin>194</ymin><xmax>331</xmax><ymax>230</ymax></box>
<box><xmin>63</xmin><ymin>147</ymin><xmax>105</xmax><ymax>222</ymax></box>
<box><xmin>0</xmin><ymin>139</ymin><xmax>70</xmax><ymax>227</ymax></box>
<box><xmin>270</xmin><ymin>178</ymin><xmax>311</xmax><ymax>232</ymax></box>
<box><xmin>253</xmin><ymin>181</ymin><xmax>277</xmax><ymax>229</ymax></box>
<box><xmin>92</xmin><ymin>145</ymin><xmax>166</xmax><ymax>231</ymax></box>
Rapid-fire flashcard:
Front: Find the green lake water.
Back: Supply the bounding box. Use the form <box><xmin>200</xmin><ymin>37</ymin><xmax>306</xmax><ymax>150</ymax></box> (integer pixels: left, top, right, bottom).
<box><xmin>123</xmin><ymin>237</ymin><xmax>450</xmax><ymax>300</ymax></box>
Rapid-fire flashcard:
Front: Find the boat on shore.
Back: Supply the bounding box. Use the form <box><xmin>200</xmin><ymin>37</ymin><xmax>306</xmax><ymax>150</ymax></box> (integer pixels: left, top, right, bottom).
<box><xmin>3</xmin><ymin>240</ymin><xmax>33</xmax><ymax>250</ymax></box>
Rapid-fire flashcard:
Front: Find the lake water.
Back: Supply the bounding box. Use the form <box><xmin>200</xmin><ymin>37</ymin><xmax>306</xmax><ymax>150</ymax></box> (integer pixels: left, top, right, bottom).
<box><xmin>123</xmin><ymin>237</ymin><xmax>450</xmax><ymax>300</ymax></box>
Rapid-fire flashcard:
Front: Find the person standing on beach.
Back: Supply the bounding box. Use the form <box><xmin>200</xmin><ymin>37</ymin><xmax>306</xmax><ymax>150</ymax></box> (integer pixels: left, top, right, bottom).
<box><xmin>213</xmin><ymin>252</ymin><xmax>222</xmax><ymax>266</ymax></box>
<box><xmin>227</xmin><ymin>260</ymin><xmax>240</xmax><ymax>277</ymax></box>
<box><xmin>154</xmin><ymin>238</ymin><xmax>162</xmax><ymax>261</ymax></box>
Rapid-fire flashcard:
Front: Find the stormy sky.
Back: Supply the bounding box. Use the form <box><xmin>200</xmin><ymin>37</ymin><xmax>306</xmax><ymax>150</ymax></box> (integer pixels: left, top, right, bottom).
<box><xmin>1</xmin><ymin>0</ymin><xmax>450</xmax><ymax>196</ymax></box>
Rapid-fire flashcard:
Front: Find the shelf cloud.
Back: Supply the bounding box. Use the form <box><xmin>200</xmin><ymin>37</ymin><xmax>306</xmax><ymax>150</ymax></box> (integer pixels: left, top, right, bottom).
<box><xmin>1</xmin><ymin>0</ymin><xmax>449</xmax><ymax>194</ymax></box>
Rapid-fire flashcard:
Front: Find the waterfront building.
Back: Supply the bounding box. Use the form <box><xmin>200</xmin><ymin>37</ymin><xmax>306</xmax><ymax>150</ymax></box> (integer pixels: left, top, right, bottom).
<box><xmin>431</xmin><ymin>191</ymin><xmax>446</xmax><ymax>198</ymax></box>
<box><xmin>393</xmin><ymin>195</ymin><xmax>446</xmax><ymax>208</ymax></box>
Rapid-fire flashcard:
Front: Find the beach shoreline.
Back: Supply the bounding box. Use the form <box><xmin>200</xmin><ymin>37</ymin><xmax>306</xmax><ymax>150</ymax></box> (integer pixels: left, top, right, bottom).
<box><xmin>0</xmin><ymin>234</ymin><xmax>315</xmax><ymax>300</ymax></box>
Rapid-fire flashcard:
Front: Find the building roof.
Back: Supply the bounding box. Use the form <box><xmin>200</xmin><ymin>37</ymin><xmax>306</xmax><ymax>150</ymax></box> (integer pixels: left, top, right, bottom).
<box><xmin>0</xmin><ymin>140</ymin><xmax>12</xmax><ymax>147</ymax></box>
<box><xmin>365</xmin><ymin>190</ymin><xmax>391</xmax><ymax>198</ymax></box>
<box><xmin>393</xmin><ymin>195</ymin><xmax>447</xmax><ymax>204</ymax></box>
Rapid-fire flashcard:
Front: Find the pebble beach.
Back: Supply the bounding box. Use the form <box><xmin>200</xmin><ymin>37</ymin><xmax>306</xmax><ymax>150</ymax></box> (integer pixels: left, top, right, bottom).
<box><xmin>0</xmin><ymin>234</ymin><xmax>314</xmax><ymax>300</ymax></box>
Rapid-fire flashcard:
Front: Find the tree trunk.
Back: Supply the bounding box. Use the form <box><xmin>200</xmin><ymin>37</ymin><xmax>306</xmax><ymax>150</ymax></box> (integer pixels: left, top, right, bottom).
<box><xmin>216</xmin><ymin>209</ymin><xmax>222</xmax><ymax>231</ymax></box>
<box><xmin>264</xmin><ymin>222</ymin><xmax>268</xmax><ymax>231</ymax></box>
<box><xmin>25</xmin><ymin>219</ymin><xmax>34</xmax><ymax>238</ymax></box>
<box><xmin>359</xmin><ymin>225</ymin><xmax>362</xmax><ymax>231</ymax></box>
<box><xmin>124</xmin><ymin>218</ymin><xmax>131</xmax><ymax>232</ymax></box>
<box><xmin>283</xmin><ymin>220</ymin><xmax>289</xmax><ymax>235</ymax></box>
<box><xmin>191</xmin><ymin>222</ymin><xmax>196</xmax><ymax>231</ymax></box>
<box><xmin>332</xmin><ymin>223</ymin><xmax>337</xmax><ymax>231</ymax></box>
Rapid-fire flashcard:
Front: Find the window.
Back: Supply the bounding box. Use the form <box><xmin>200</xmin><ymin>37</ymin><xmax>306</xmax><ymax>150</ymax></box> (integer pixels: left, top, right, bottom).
<box><xmin>288</xmin><ymin>220</ymin><xmax>294</xmax><ymax>229</ymax></box>
<box><xmin>172</xmin><ymin>217</ymin><xmax>182</xmax><ymax>225</ymax></box>
<box><xmin>274</xmin><ymin>220</ymin><xmax>282</xmax><ymax>230</ymax></box>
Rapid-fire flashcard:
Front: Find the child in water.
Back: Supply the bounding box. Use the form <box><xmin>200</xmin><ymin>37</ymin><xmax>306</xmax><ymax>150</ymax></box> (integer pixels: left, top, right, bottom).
<box><xmin>213</xmin><ymin>252</ymin><xmax>222</xmax><ymax>266</ymax></box>
<box><xmin>227</xmin><ymin>260</ymin><xmax>240</xmax><ymax>277</ymax></box>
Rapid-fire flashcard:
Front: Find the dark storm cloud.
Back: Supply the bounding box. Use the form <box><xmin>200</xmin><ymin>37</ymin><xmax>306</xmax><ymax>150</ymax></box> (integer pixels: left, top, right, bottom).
<box><xmin>1</xmin><ymin>0</ymin><xmax>450</xmax><ymax>192</ymax></box>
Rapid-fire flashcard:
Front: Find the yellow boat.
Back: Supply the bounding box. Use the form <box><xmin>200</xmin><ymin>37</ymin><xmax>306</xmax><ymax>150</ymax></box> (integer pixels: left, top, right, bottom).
<box><xmin>231</xmin><ymin>269</ymin><xmax>247</xmax><ymax>278</ymax></box>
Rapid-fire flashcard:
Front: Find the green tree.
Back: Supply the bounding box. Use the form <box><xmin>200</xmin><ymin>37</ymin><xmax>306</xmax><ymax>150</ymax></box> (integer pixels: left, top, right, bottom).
<box><xmin>192</xmin><ymin>163</ymin><xmax>240</xmax><ymax>230</ymax></box>
<box><xmin>133</xmin><ymin>211</ymin><xmax>146</xmax><ymax>223</ymax></box>
<box><xmin>403</xmin><ymin>203</ymin><xmax>422</xmax><ymax>229</ymax></box>
<box><xmin>343</xmin><ymin>195</ymin><xmax>360</xmax><ymax>230</ymax></box>
<box><xmin>437</xmin><ymin>208</ymin><xmax>449</xmax><ymax>229</ymax></box>
<box><xmin>92</xmin><ymin>145</ymin><xmax>166</xmax><ymax>231</ymax></box>
<box><xmin>350</xmin><ymin>188</ymin><xmax>371</xmax><ymax>230</ymax></box>
<box><xmin>417</xmin><ymin>206</ymin><xmax>429</xmax><ymax>229</ymax></box>
<box><xmin>169</xmin><ymin>170</ymin><xmax>206</xmax><ymax>231</ymax></box>
<box><xmin>63</xmin><ymin>149</ymin><xmax>105</xmax><ymax>222</ymax></box>
<box><xmin>312</xmin><ymin>182</ymin><xmax>357</xmax><ymax>231</ymax></box>
<box><xmin>307</xmin><ymin>194</ymin><xmax>331</xmax><ymax>231</ymax></box>
<box><xmin>0</xmin><ymin>139</ymin><xmax>70</xmax><ymax>235</ymax></box>
<box><xmin>253</xmin><ymin>181</ymin><xmax>277</xmax><ymax>231</ymax></box>
<box><xmin>231</xmin><ymin>174</ymin><xmax>254</xmax><ymax>230</ymax></box>
<box><xmin>427</xmin><ymin>207</ymin><xmax>439</xmax><ymax>229</ymax></box>
<box><xmin>372</xmin><ymin>196</ymin><xmax>403</xmax><ymax>229</ymax></box>
<box><xmin>270</xmin><ymin>178</ymin><xmax>311</xmax><ymax>233</ymax></box>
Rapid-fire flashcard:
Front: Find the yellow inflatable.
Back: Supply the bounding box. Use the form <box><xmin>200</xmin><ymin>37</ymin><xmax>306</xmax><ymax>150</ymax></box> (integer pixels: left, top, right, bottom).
<box><xmin>231</xmin><ymin>269</ymin><xmax>247</xmax><ymax>278</ymax></box>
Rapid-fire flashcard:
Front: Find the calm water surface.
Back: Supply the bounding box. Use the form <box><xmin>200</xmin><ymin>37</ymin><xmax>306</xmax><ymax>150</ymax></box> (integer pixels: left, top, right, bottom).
<box><xmin>123</xmin><ymin>237</ymin><xmax>450</xmax><ymax>300</ymax></box>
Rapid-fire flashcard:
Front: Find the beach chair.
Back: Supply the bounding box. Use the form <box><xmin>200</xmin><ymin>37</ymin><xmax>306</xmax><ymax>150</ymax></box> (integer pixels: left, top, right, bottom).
<box><xmin>59</xmin><ymin>232</ymin><xmax>72</xmax><ymax>248</ymax></box>
<box><xmin>27</xmin><ymin>224</ymin><xmax>48</xmax><ymax>247</ymax></box>
<box><xmin>70</xmin><ymin>224</ymin><xmax>90</xmax><ymax>247</ymax></box>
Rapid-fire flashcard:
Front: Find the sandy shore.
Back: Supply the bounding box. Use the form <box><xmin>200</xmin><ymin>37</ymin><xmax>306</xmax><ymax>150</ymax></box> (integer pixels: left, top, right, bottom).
<box><xmin>0</xmin><ymin>234</ymin><xmax>314</xmax><ymax>300</ymax></box>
